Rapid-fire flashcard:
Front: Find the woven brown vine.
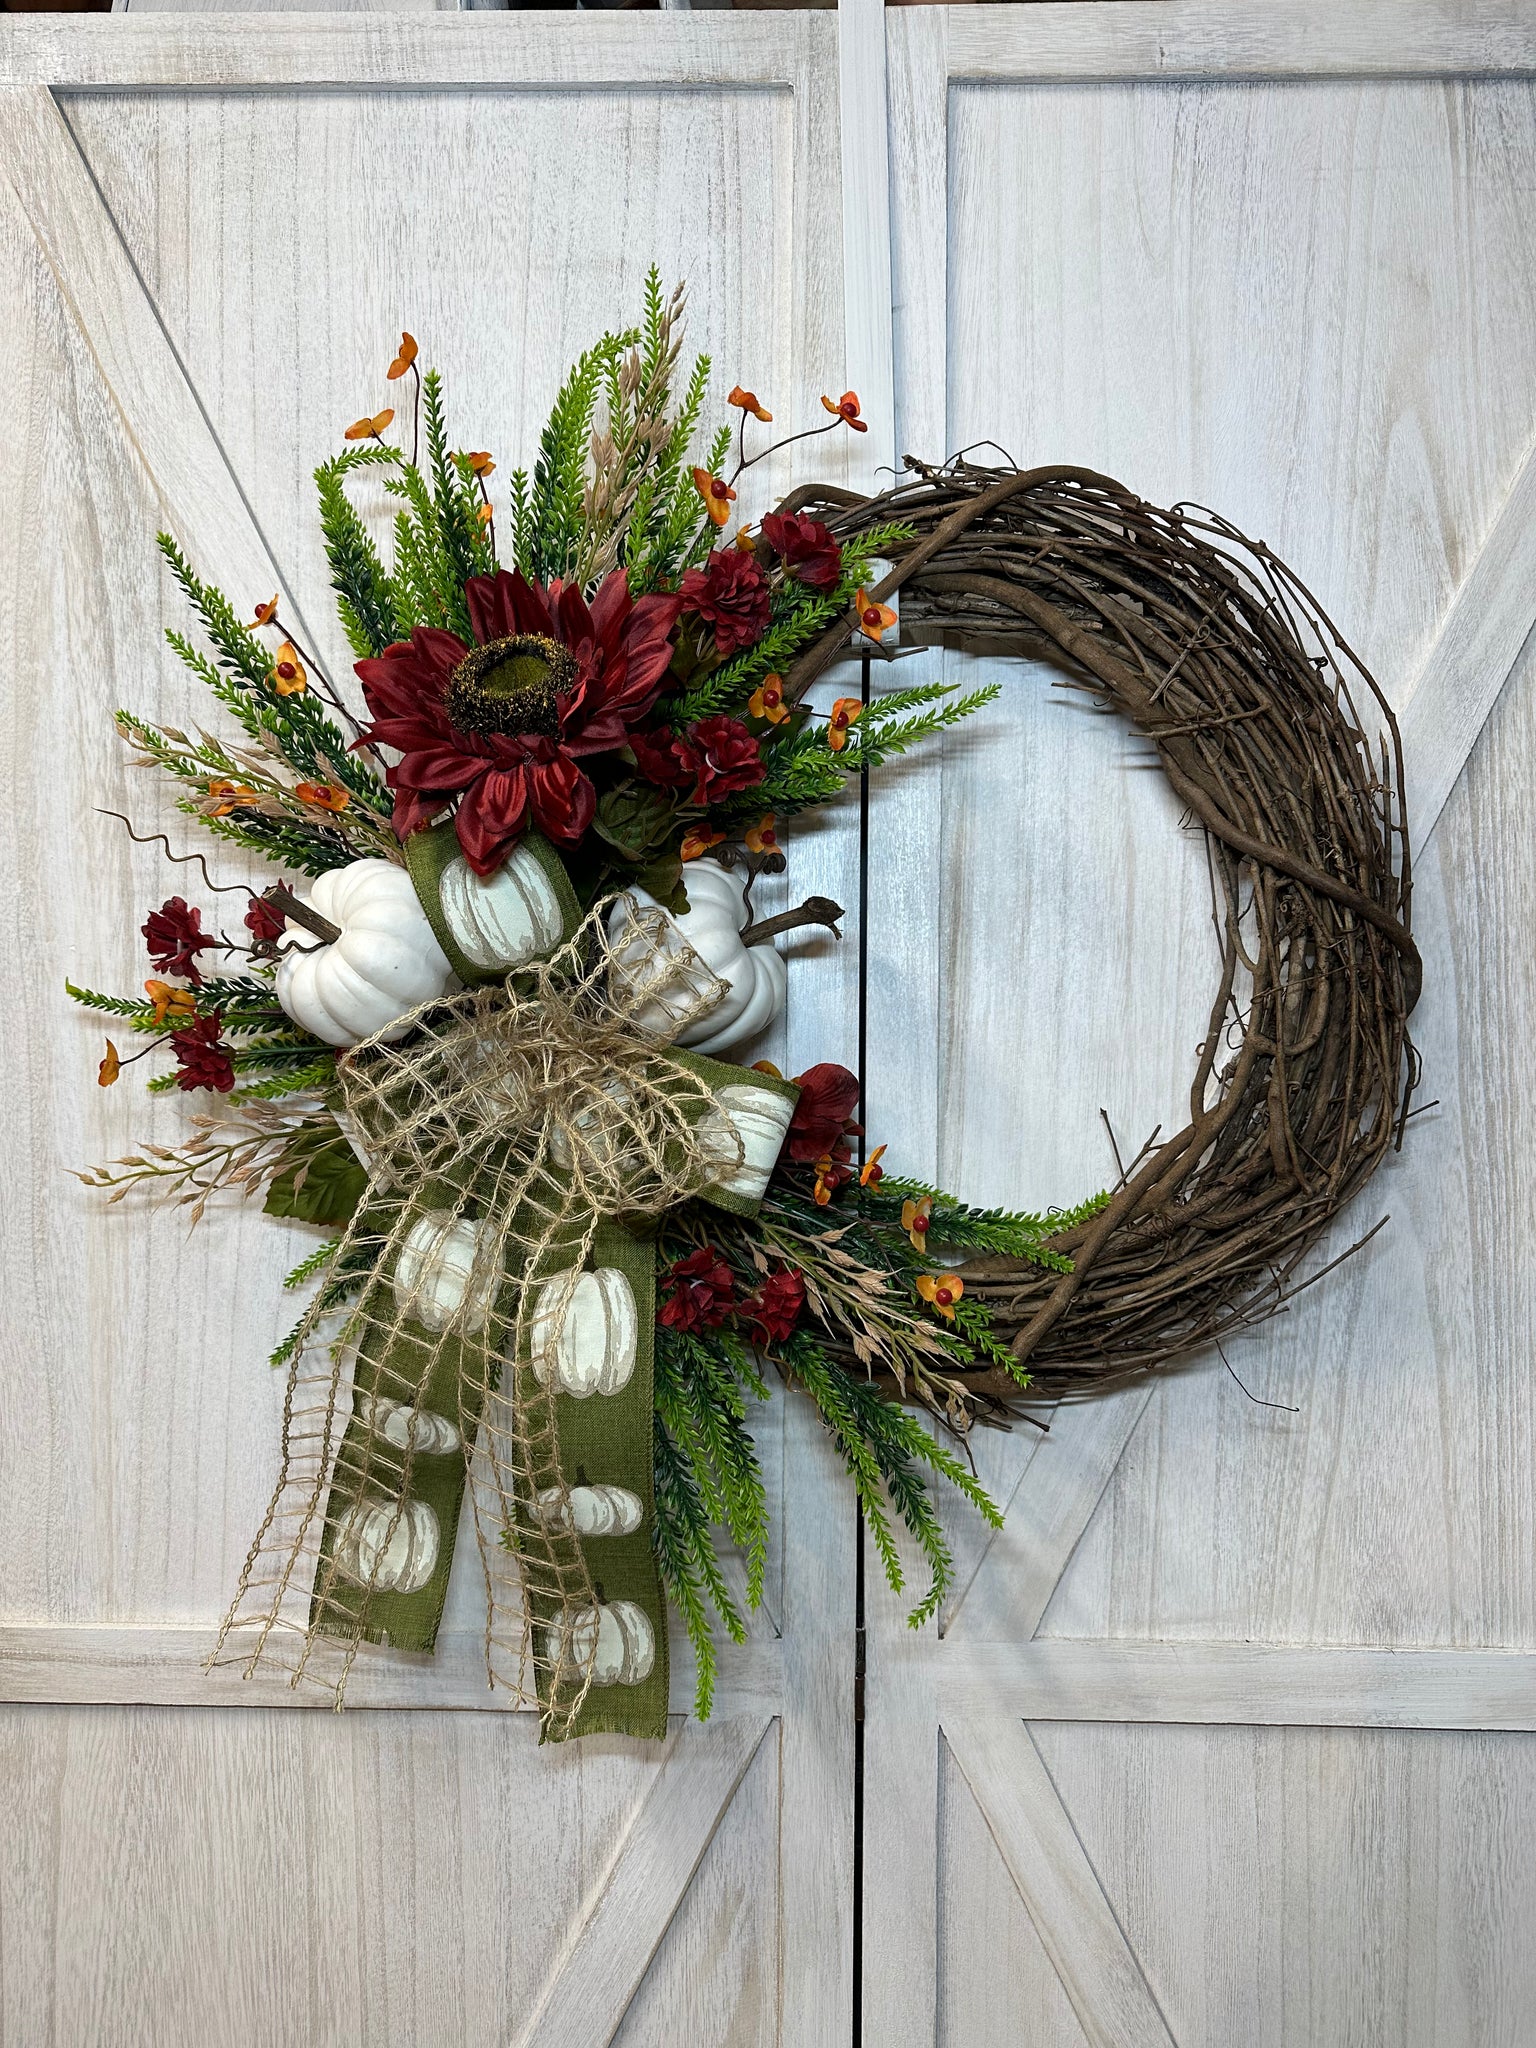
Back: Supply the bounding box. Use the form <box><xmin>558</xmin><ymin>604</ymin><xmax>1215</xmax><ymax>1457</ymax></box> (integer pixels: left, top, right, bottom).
<box><xmin>778</xmin><ymin>460</ymin><xmax>1420</xmax><ymax>1400</ymax></box>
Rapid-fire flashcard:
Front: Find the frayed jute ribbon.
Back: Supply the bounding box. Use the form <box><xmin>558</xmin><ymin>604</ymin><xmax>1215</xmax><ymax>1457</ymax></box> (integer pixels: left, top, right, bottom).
<box><xmin>212</xmin><ymin>893</ymin><xmax>798</xmax><ymax>1740</ymax></box>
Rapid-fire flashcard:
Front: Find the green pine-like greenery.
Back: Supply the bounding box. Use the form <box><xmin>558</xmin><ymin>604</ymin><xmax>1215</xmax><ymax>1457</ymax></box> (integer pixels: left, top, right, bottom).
<box><xmin>82</xmin><ymin>274</ymin><xmax>1074</xmax><ymax>1716</ymax></box>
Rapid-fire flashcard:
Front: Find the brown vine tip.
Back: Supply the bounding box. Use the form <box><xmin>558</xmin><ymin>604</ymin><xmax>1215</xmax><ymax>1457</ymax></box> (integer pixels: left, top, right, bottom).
<box><xmin>267</xmin><ymin>882</ymin><xmax>342</xmax><ymax>946</ymax></box>
<box><xmin>741</xmin><ymin>895</ymin><xmax>843</xmax><ymax>946</ymax></box>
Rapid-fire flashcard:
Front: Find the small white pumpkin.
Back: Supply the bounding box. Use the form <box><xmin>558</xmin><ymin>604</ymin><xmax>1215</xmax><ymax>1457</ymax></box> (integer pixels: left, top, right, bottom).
<box><xmin>355</xmin><ymin>1392</ymin><xmax>461</xmax><ymax>1457</ymax></box>
<box><xmin>607</xmin><ymin>860</ymin><xmax>787</xmax><ymax>1058</ymax></box>
<box><xmin>544</xmin><ymin>1077</ymin><xmax>645</xmax><ymax>1180</ymax></box>
<box><xmin>276</xmin><ymin>858</ymin><xmax>453</xmax><ymax>1047</ymax></box>
<box><xmin>695</xmin><ymin>1082</ymin><xmax>797</xmax><ymax>1203</ymax></box>
<box><xmin>438</xmin><ymin>844</ymin><xmax>565</xmax><ymax>973</ymax></box>
<box><xmin>333</xmin><ymin>1496</ymin><xmax>440</xmax><ymax>1595</ymax></box>
<box><xmin>529</xmin><ymin>1267</ymin><xmax>637</xmax><ymax>1398</ymax></box>
<box><xmin>535</xmin><ymin>1482</ymin><xmax>644</xmax><ymax>1538</ymax></box>
<box><xmin>543</xmin><ymin>1598</ymin><xmax>656</xmax><ymax>1687</ymax></box>
<box><xmin>392</xmin><ymin>1210</ymin><xmax>498</xmax><ymax>1334</ymax></box>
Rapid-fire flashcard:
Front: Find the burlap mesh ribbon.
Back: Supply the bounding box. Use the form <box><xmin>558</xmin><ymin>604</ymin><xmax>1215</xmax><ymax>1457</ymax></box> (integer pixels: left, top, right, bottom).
<box><xmin>212</xmin><ymin>887</ymin><xmax>797</xmax><ymax>1740</ymax></box>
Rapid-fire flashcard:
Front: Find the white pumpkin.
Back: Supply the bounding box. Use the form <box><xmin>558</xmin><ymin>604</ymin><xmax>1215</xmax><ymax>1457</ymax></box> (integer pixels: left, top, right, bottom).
<box><xmin>607</xmin><ymin>860</ymin><xmax>787</xmax><ymax>1058</ymax></box>
<box><xmin>333</xmin><ymin>1496</ymin><xmax>440</xmax><ymax>1595</ymax></box>
<box><xmin>544</xmin><ymin>1077</ymin><xmax>641</xmax><ymax>1179</ymax></box>
<box><xmin>355</xmin><ymin>1392</ymin><xmax>461</xmax><ymax>1457</ymax></box>
<box><xmin>529</xmin><ymin>1267</ymin><xmax>637</xmax><ymax>1398</ymax></box>
<box><xmin>543</xmin><ymin>1598</ymin><xmax>656</xmax><ymax>1687</ymax></box>
<box><xmin>438</xmin><ymin>844</ymin><xmax>565</xmax><ymax>973</ymax></box>
<box><xmin>535</xmin><ymin>1482</ymin><xmax>644</xmax><ymax>1538</ymax></box>
<box><xmin>695</xmin><ymin>1081</ymin><xmax>797</xmax><ymax>1203</ymax></box>
<box><xmin>276</xmin><ymin>859</ymin><xmax>453</xmax><ymax>1047</ymax></box>
<box><xmin>392</xmin><ymin>1210</ymin><xmax>498</xmax><ymax>1334</ymax></box>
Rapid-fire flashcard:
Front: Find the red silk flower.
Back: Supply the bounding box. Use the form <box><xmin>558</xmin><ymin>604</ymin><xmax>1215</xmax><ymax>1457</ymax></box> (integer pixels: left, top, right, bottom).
<box><xmin>355</xmin><ymin>567</ymin><xmax>680</xmax><ymax>877</ymax></box>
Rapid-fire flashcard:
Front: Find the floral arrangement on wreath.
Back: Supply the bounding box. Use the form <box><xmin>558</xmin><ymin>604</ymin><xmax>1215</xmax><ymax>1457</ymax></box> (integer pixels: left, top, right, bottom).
<box><xmin>74</xmin><ymin>275</ymin><xmax>1100</xmax><ymax>1738</ymax></box>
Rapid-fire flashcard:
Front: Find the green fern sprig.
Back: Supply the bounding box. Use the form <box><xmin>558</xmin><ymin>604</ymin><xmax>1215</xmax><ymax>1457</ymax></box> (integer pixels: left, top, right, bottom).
<box><xmin>315</xmin><ymin>450</ymin><xmax>405</xmax><ymax>658</ymax></box>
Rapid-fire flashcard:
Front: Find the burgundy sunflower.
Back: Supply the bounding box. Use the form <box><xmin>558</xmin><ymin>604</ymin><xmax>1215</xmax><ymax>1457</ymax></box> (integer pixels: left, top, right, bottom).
<box><xmin>355</xmin><ymin>568</ymin><xmax>681</xmax><ymax>876</ymax></box>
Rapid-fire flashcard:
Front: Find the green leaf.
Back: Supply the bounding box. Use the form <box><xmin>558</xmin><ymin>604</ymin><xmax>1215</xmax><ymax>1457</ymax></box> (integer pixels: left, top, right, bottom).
<box><xmin>263</xmin><ymin>1124</ymin><xmax>367</xmax><ymax>1226</ymax></box>
<box><xmin>591</xmin><ymin>781</ymin><xmax>681</xmax><ymax>864</ymax></box>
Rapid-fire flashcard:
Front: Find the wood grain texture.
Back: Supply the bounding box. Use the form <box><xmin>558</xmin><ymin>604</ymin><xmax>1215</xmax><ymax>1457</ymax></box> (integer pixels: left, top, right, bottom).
<box><xmin>0</xmin><ymin>13</ymin><xmax>831</xmax><ymax>89</ymax></box>
<box><xmin>0</xmin><ymin>25</ymin><xmax>855</xmax><ymax>2047</ymax></box>
<box><xmin>944</xmin><ymin>0</ymin><xmax>1536</xmax><ymax>84</ymax></box>
<box><xmin>946</xmin><ymin>1718</ymin><xmax>1179</xmax><ymax>2048</ymax></box>
<box><xmin>0</xmin><ymin>1703</ymin><xmax>677</xmax><ymax>2048</ymax></box>
<box><xmin>939</xmin><ymin>68</ymin><xmax>1536</xmax><ymax>1655</ymax></box>
<box><xmin>517</xmin><ymin>1716</ymin><xmax>772</xmax><ymax>2048</ymax></box>
<box><xmin>1024</xmin><ymin>1721</ymin><xmax>1536</xmax><ymax>2048</ymax></box>
<box><xmin>871</xmin><ymin>29</ymin><xmax>1536</xmax><ymax>2048</ymax></box>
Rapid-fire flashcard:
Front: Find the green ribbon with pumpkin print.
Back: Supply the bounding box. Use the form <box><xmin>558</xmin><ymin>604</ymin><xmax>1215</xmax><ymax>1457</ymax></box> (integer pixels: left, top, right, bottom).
<box><xmin>307</xmin><ymin>824</ymin><xmax>796</xmax><ymax>1740</ymax></box>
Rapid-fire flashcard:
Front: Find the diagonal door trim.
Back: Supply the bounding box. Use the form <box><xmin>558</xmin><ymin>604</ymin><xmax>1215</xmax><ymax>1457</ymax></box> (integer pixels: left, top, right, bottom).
<box><xmin>946</xmin><ymin>1717</ymin><xmax>1179</xmax><ymax>2048</ymax></box>
<box><xmin>516</xmin><ymin>1714</ymin><xmax>774</xmax><ymax>2048</ymax></box>
<box><xmin>0</xmin><ymin>83</ymin><xmax>312</xmax><ymax>637</ymax></box>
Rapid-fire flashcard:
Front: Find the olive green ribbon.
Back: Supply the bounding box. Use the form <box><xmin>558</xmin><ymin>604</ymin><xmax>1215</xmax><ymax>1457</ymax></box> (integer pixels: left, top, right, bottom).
<box><xmin>305</xmin><ymin>825</ymin><xmax>795</xmax><ymax>1740</ymax></box>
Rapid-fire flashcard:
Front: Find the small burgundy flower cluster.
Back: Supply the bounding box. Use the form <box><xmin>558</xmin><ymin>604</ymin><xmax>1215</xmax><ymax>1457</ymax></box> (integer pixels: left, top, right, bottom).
<box><xmin>141</xmin><ymin>896</ymin><xmax>236</xmax><ymax>1092</ymax></box>
<box><xmin>658</xmin><ymin>1247</ymin><xmax>806</xmax><ymax>1346</ymax></box>
<box><xmin>143</xmin><ymin>896</ymin><xmax>215</xmax><ymax>985</ymax></box>
<box><xmin>169</xmin><ymin>1012</ymin><xmax>235</xmax><ymax>1094</ymax></box>
<box><xmin>631</xmin><ymin>714</ymin><xmax>765</xmax><ymax>807</ymax></box>
<box><xmin>783</xmin><ymin>1062</ymin><xmax>862</xmax><ymax>1202</ymax></box>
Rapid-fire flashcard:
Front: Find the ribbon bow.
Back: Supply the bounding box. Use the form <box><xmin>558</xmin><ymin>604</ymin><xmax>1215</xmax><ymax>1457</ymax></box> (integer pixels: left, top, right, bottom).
<box><xmin>216</xmin><ymin>842</ymin><xmax>798</xmax><ymax>1741</ymax></box>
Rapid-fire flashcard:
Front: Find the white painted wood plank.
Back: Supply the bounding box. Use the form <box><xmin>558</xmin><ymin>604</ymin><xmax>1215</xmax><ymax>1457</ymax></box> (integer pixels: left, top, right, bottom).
<box><xmin>0</xmin><ymin>14</ymin><xmax>825</xmax><ymax>89</ymax></box>
<box><xmin>839</xmin><ymin>0</ymin><xmax>894</xmax><ymax>504</ymax></box>
<box><xmin>947</xmin><ymin>1717</ymin><xmax>1179</xmax><ymax>2048</ymax></box>
<box><xmin>1018</xmin><ymin>1722</ymin><xmax>1536</xmax><ymax>2048</ymax></box>
<box><xmin>516</xmin><ymin>1715</ymin><xmax>772</xmax><ymax>2048</ymax></box>
<box><xmin>944</xmin><ymin>0</ymin><xmax>1536</xmax><ymax>85</ymax></box>
<box><xmin>858</xmin><ymin>29</ymin><xmax>950</xmax><ymax>2042</ymax></box>
<box><xmin>0</xmin><ymin>1623</ymin><xmax>784</xmax><ymax>1716</ymax></box>
<box><xmin>928</xmin><ymin>1644</ymin><xmax>1536</xmax><ymax>1732</ymax></box>
<box><xmin>860</xmin><ymin>1628</ymin><xmax>939</xmax><ymax>2048</ymax></box>
<box><xmin>0</xmin><ymin>1702</ymin><xmax>684</xmax><ymax>2048</ymax></box>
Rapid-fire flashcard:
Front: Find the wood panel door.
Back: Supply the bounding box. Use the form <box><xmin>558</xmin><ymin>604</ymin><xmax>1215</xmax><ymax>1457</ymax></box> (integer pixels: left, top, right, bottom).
<box><xmin>866</xmin><ymin>6</ymin><xmax>1536</xmax><ymax>2045</ymax></box>
<box><xmin>0</xmin><ymin>18</ymin><xmax>869</xmax><ymax>2045</ymax></box>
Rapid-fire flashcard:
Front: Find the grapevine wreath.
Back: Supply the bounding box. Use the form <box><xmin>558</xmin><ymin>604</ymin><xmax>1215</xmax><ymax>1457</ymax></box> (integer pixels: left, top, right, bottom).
<box><xmin>76</xmin><ymin>278</ymin><xmax>1417</xmax><ymax>1740</ymax></box>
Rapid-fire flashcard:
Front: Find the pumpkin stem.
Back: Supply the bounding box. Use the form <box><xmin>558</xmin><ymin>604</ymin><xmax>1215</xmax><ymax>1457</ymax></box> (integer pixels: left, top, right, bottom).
<box><xmin>267</xmin><ymin>883</ymin><xmax>343</xmax><ymax>946</ymax></box>
<box><xmin>741</xmin><ymin>895</ymin><xmax>844</xmax><ymax>946</ymax></box>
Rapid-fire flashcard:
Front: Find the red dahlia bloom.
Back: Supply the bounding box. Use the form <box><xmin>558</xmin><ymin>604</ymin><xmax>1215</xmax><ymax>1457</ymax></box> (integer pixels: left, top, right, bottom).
<box><xmin>143</xmin><ymin>897</ymin><xmax>215</xmax><ymax>986</ymax></box>
<box><xmin>679</xmin><ymin>550</ymin><xmax>772</xmax><ymax>657</ymax></box>
<box><xmin>760</xmin><ymin>512</ymin><xmax>843</xmax><ymax>593</ymax></box>
<box><xmin>784</xmin><ymin>1061</ymin><xmax>862</xmax><ymax>1163</ymax></box>
<box><xmin>658</xmin><ymin>1246</ymin><xmax>738</xmax><ymax>1333</ymax></box>
<box><xmin>631</xmin><ymin>714</ymin><xmax>765</xmax><ymax>806</ymax></box>
<box><xmin>747</xmin><ymin>1265</ymin><xmax>806</xmax><ymax>1344</ymax></box>
<box><xmin>170</xmin><ymin>1012</ymin><xmax>235</xmax><ymax>1094</ymax></box>
<box><xmin>354</xmin><ymin>567</ymin><xmax>680</xmax><ymax>876</ymax></box>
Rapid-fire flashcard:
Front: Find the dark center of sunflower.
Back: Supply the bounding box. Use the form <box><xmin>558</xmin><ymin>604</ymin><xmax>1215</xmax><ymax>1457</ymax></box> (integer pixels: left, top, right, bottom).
<box><xmin>445</xmin><ymin>635</ymin><xmax>575</xmax><ymax>740</ymax></box>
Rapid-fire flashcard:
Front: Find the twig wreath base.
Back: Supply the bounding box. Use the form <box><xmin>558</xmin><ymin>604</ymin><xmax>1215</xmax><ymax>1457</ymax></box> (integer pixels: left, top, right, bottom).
<box><xmin>784</xmin><ymin>461</ymin><xmax>1420</xmax><ymax>1401</ymax></box>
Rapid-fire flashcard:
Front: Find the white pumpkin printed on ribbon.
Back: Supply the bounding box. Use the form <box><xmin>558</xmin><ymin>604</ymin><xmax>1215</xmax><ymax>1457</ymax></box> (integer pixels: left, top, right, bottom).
<box><xmin>606</xmin><ymin>858</ymin><xmax>787</xmax><ymax>1059</ymax></box>
<box><xmin>392</xmin><ymin>1210</ymin><xmax>499</xmax><ymax>1334</ymax></box>
<box><xmin>355</xmin><ymin>1392</ymin><xmax>461</xmax><ymax>1456</ymax></box>
<box><xmin>529</xmin><ymin>1266</ymin><xmax>638</xmax><ymax>1398</ymax></box>
<box><xmin>544</xmin><ymin>1076</ymin><xmax>644</xmax><ymax>1179</ymax></box>
<box><xmin>333</xmin><ymin>1496</ymin><xmax>440</xmax><ymax>1595</ymax></box>
<box><xmin>695</xmin><ymin>1082</ymin><xmax>796</xmax><ymax>1203</ymax></box>
<box><xmin>275</xmin><ymin>858</ymin><xmax>454</xmax><ymax>1047</ymax></box>
<box><xmin>543</xmin><ymin>1598</ymin><xmax>656</xmax><ymax>1688</ymax></box>
<box><xmin>438</xmin><ymin>843</ymin><xmax>565</xmax><ymax>972</ymax></box>
<box><xmin>535</xmin><ymin>1482</ymin><xmax>644</xmax><ymax>1538</ymax></box>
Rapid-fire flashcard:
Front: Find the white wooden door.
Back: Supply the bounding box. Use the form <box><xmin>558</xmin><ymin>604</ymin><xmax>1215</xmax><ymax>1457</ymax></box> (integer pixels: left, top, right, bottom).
<box><xmin>864</xmin><ymin>6</ymin><xmax>1536</xmax><ymax>2044</ymax></box>
<box><xmin>0</xmin><ymin>17</ymin><xmax>868</xmax><ymax>2044</ymax></box>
